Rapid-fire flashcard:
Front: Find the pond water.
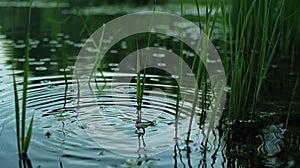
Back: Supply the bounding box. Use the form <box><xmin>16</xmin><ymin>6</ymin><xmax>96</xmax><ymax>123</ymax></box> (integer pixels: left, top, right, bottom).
<box><xmin>0</xmin><ymin>2</ymin><xmax>299</xmax><ymax>168</ymax></box>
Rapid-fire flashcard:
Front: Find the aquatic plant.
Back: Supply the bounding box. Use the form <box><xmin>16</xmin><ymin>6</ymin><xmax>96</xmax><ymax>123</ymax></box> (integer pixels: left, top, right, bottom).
<box><xmin>222</xmin><ymin>0</ymin><xmax>284</xmax><ymax>120</ymax></box>
<box><xmin>74</xmin><ymin>2</ymin><xmax>108</xmax><ymax>90</ymax></box>
<box><xmin>135</xmin><ymin>0</ymin><xmax>157</xmax><ymax>109</ymax></box>
<box><xmin>279</xmin><ymin>0</ymin><xmax>300</xmax><ymax>63</ymax></box>
<box><xmin>13</xmin><ymin>0</ymin><xmax>34</xmax><ymax>158</ymax></box>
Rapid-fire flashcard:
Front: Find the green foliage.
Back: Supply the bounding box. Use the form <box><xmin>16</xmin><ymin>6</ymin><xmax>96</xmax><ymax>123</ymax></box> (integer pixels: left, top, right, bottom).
<box><xmin>221</xmin><ymin>0</ymin><xmax>285</xmax><ymax>120</ymax></box>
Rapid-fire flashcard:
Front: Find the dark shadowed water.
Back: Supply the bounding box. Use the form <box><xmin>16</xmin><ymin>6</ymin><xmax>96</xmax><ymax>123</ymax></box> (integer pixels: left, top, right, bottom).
<box><xmin>0</xmin><ymin>1</ymin><xmax>299</xmax><ymax>167</ymax></box>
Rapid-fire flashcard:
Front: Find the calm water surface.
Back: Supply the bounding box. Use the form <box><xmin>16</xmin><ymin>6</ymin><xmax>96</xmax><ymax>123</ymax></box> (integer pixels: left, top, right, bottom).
<box><xmin>0</xmin><ymin>2</ymin><xmax>299</xmax><ymax>167</ymax></box>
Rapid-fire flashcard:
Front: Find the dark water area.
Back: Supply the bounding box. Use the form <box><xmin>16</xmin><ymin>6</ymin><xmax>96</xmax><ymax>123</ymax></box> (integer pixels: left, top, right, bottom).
<box><xmin>0</xmin><ymin>2</ymin><xmax>299</xmax><ymax>168</ymax></box>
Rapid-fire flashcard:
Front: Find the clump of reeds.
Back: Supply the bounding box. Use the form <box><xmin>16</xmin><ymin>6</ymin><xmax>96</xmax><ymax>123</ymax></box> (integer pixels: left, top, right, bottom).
<box><xmin>221</xmin><ymin>0</ymin><xmax>285</xmax><ymax>121</ymax></box>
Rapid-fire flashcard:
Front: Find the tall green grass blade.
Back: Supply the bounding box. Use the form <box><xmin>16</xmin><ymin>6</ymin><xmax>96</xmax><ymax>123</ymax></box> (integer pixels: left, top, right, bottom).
<box><xmin>21</xmin><ymin>0</ymin><xmax>33</xmax><ymax>154</ymax></box>
<box><xmin>13</xmin><ymin>72</ymin><xmax>21</xmax><ymax>156</ymax></box>
<box><xmin>21</xmin><ymin>0</ymin><xmax>32</xmax><ymax>150</ymax></box>
<box><xmin>23</xmin><ymin>113</ymin><xmax>34</xmax><ymax>154</ymax></box>
<box><xmin>136</xmin><ymin>40</ymin><xmax>142</xmax><ymax>108</ymax></box>
<box><xmin>220</xmin><ymin>0</ymin><xmax>228</xmax><ymax>76</ymax></box>
<box><xmin>195</xmin><ymin>0</ymin><xmax>202</xmax><ymax>30</ymax></box>
<box><xmin>208</xmin><ymin>1</ymin><xmax>220</xmax><ymax>39</ymax></box>
<box><xmin>139</xmin><ymin>0</ymin><xmax>157</xmax><ymax>106</ymax></box>
<box><xmin>175</xmin><ymin>0</ymin><xmax>184</xmax><ymax>118</ymax></box>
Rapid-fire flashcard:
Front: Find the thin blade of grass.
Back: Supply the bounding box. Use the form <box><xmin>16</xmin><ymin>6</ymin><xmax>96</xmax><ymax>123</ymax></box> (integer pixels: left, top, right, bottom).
<box><xmin>139</xmin><ymin>0</ymin><xmax>157</xmax><ymax>106</ymax></box>
<box><xmin>21</xmin><ymin>0</ymin><xmax>32</xmax><ymax>151</ymax></box>
<box><xmin>136</xmin><ymin>39</ymin><xmax>141</xmax><ymax>108</ymax></box>
<box><xmin>175</xmin><ymin>0</ymin><xmax>184</xmax><ymax>118</ymax></box>
<box><xmin>23</xmin><ymin>113</ymin><xmax>34</xmax><ymax>154</ymax></box>
<box><xmin>13</xmin><ymin>72</ymin><xmax>21</xmax><ymax>156</ymax></box>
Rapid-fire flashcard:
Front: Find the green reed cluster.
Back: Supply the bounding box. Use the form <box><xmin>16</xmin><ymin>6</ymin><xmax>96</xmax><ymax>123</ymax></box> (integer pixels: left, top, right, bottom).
<box><xmin>220</xmin><ymin>0</ymin><xmax>285</xmax><ymax>120</ymax></box>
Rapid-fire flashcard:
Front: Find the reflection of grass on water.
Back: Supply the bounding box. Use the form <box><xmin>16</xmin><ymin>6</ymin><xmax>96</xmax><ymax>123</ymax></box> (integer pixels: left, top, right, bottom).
<box><xmin>12</xmin><ymin>0</ymin><xmax>34</xmax><ymax>160</ymax></box>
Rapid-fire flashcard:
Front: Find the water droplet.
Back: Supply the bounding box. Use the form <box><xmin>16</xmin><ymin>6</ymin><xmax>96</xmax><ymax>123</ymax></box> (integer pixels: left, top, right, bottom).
<box><xmin>14</xmin><ymin>44</ymin><xmax>26</xmax><ymax>49</ymax></box>
<box><xmin>56</xmin><ymin>44</ymin><xmax>62</xmax><ymax>48</ymax></box>
<box><xmin>49</xmin><ymin>40</ymin><xmax>58</xmax><ymax>44</ymax></box>
<box><xmin>149</xmin><ymin>78</ymin><xmax>159</xmax><ymax>82</ymax></box>
<box><xmin>85</xmin><ymin>47</ymin><xmax>98</xmax><ymax>53</ymax></box>
<box><xmin>17</xmin><ymin>40</ymin><xmax>24</xmax><ymax>43</ymax></box>
<box><xmin>29</xmin><ymin>61</ymin><xmax>45</xmax><ymax>65</ymax></box>
<box><xmin>18</xmin><ymin>58</ymin><xmax>25</xmax><ymax>62</ymax></box>
<box><xmin>110</xmin><ymin>50</ymin><xmax>118</xmax><ymax>54</ymax></box>
<box><xmin>41</xmin><ymin>80</ymin><xmax>50</xmax><ymax>84</ymax></box>
<box><xmin>56</xmin><ymin>33</ymin><xmax>64</xmax><ymax>37</ymax></box>
<box><xmin>103</xmin><ymin>39</ymin><xmax>112</xmax><ymax>43</ymax></box>
<box><xmin>42</xmin><ymin>38</ymin><xmax>48</xmax><ymax>42</ymax></box>
<box><xmin>207</xmin><ymin>59</ymin><xmax>216</xmax><ymax>63</ymax></box>
<box><xmin>157</xmin><ymin>62</ymin><xmax>166</xmax><ymax>67</ymax></box>
<box><xmin>31</xmin><ymin>45</ymin><xmax>38</xmax><ymax>48</ymax></box>
<box><xmin>224</xmin><ymin>86</ymin><xmax>231</xmax><ymax>93</ymax></box>
<box><xmin>35</xmin><ymin>66</ymin><xmax>47</xmax><ymax>71</ymax></box>
<box><xmin>190</xmin><ymin>41</ymin><xmax>196</xmax><ymax>45</ymax></box>
<box><xmin>40</xmin><ymin>58</ymin><xmax>51</xmax><ymax>62</ymax></box>
<box><xmin>67</xmin><ymin>66</ymin><xmax>75</xmax><ymax>70</ymax></box>
<box><xmin>121</xmin><ymin>41</ymin><xmax>127</xmax><ymax>49</ymax></box>
<box><xmin>30</xmin><ymin>39</ymin><xmax>39</xmax><ymax>45</ymax></box>
<box><xmin>111</xmin><ymin>67</ymin><xmax>120</xmax><ymax>71</ymax></box>
<box><xmin>59</xmin><ymin>68</ymin><xmax>71</xmax><ymax>72</ymax></box>
<box><xmin>109</xmin><ymin>63</ymin><xmax>118</xmax><ymax>67</ymax></box>
<box><xmin>64</xmin><ymin>40</ymin><xmax>74</xmax><ymax>45</ymax></box>
<box><xmin>153</xmin><ymin>53</ymin><xmax>165</xmax><ymax>58</ymax></box>
<box><xmin>73</xmin><ymin>43</ymin><xmax>84</xmax><ymax>48</ymax></box>
<box><xmin>171</xmin><ymin>75</ymin><xmax>178</xmax><ymax>79</ymax></box>
<box><xmin>50</xmin><ymin>61</ymin><xmax>58</xmax><ymax>65</ymax></box>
